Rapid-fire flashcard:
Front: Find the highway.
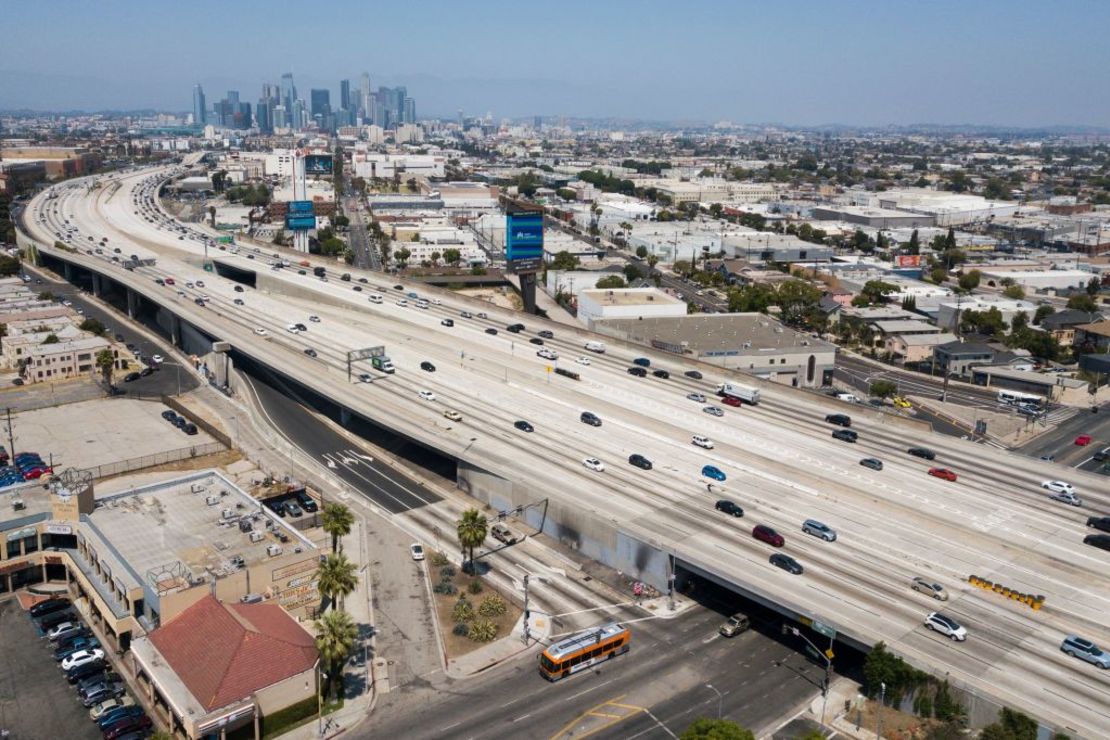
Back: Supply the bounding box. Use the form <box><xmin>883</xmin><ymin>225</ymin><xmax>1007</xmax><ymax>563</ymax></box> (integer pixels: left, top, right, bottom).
<box><xmin>21</xmin><ymin>166</ymin><xmax>1110</xmax><ymax>738</ymax></box>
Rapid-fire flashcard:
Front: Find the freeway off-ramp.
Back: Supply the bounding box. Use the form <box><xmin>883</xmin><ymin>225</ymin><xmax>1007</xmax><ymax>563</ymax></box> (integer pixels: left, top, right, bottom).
<box><xmin>21</xmin><ymin>167</ymin><xmax>1110</xmax><ymax>737</ymax></box>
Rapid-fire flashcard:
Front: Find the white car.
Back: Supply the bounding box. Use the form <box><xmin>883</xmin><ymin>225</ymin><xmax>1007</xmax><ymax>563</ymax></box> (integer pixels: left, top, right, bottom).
<box><xmin>254</xmin><ymin>328</ymin><xmax>268</xmax><ymax>336</ymax></box>
<box><xmin>418</xmin><ymin>390</ymin><xmax>436</xmax><ymax>401</ymax></box>
<box><xmin>61</xmin><ymin>648</ymin><xmax>105</xmax><ymax>671</ymax></box>
<box><xmin>150</xmin><ymin>354</ymin><xmax>164</xmax><ymax>364</ymax></box>
<box><xmin>357</xmin><ymin>373</ymin><xmax>372</xmax><ymax>383</ymax></box>
<box><xmin>583</xmin><ymin>457</ymin><xmax>605</xmax><ymax>472</ymax></box>
<box><xmin>1041</xmin><ymin>480</ymin><xmax>1075</xmax><ymax>495</ymax></box>
<box><xmin>692</xmin><ymin>435</ymin><xmax>714</xmax><ymax>449</ymax></box>
<box><xmin>575</xmin><ymin>357</ymin><xmax>591</xmax><ymax>366</ymax></box>
<box><xmin>924</xmin><ymin>612</ymin><xmax>967</xmax><ymax>641</ymax></box>
<box><xmin>396</xmin><ymin>299</ymin><xmax>408</xmax><ymax>307</ymax></box>
<box><xmin>703</xmin><ymin>405</ymin><xmax>724</xmax><ymax>417</ymax></box>
<box><xmin>687</xmin><ymin>393</ymin><xmax>706</xmax><ymax>403</ymax></box>
<box><xmin>537</xmin><ymin>348</ymin><xmax>558</xmax><ymax>360</ymax></box>
<box><xmin>443</xmin><ymin>409</ymin><xmax>462</xmax><ymax>421</ymax></box>
<box><xmin>410</xmin><ymin>543</ymin><xmax>425</xmax><ymax>561</ymax></box>
<box><xmin>309</xmin><ymin>315</ymin><xmax>320</xmax><ymax>323</ymax></box>
<box><xmin>286</xmin><ymin>324</ymin><xmax>301</xmax><ymax>333</ymax></box>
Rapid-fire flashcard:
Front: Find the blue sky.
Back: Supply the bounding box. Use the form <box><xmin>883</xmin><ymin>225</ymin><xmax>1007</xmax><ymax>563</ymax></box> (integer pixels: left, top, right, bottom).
<box><xmin>2</xmin><ymin>0</ymin><xmax>1108</xmax><ymax>125</ymax></box>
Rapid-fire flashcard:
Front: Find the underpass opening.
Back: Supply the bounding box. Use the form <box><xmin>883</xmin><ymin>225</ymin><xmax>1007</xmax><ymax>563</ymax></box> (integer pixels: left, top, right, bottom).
<box><xmin>212</xmin><ymin>260</ymin><xmax>257</xmax><ymax>289</ymax></box>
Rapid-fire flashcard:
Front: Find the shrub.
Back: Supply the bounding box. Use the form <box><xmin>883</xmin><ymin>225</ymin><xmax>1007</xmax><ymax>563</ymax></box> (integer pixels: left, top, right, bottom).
<box><xmin>468</xmin><ymin>618</ymin><xmax>498</xmax><ymax>643</ymax></box>
<box><xmin>432</xmin><ymin>582</ymin><xmax>457</xmax><ymax>596</ymax></box>
<box><xmin>467</xmin><ymin>580</ymin><xmax>483</xmax><ymax>595</ymax></box>
<box><xmin>439</xmin><ymin>565</ymin><xmax>456</xmax><ymax>581</ymax></box>
<box><xmin>452</xmin><ymin>598</ymin><xmax>474</xmax><ymax>624</ymax></box>
<box><xmin>430</xmin><ymin>551</ymin><xmax>448</xmax><ymax>567</ymax></box>
<box><xmin>452</xmin><ymin>622</ymin><xmax>469</xmax><ymax>636</ymax></box>
<box><xmin>478</xmin><ymin>594</ymin><xmax>507</xmax><ymax>617</ymax></box>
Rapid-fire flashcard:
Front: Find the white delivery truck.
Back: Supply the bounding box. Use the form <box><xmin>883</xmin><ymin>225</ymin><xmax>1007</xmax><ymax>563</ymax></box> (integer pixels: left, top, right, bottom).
<box><xmin>584</xmin><ymin>340</ymin><xmax>606</xmax><ymax>354</ymax></box>
<box><xmin>716</xmin><ymin>382</ymin><xmax>761</xmax><ymax>405</ymax></box>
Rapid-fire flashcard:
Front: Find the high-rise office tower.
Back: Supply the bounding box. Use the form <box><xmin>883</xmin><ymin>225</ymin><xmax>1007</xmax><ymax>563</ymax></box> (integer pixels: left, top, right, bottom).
<box><xmin>256</xmin><ymin>98</ymin><xmax>272</xmax><ymax>133</ymax></box>
<box><xmin>273</xmin><ymin>105</ymin><xmax>287</xmax><ymax>129</ymax></box>
<box><xmin>226</xmin><ymin>90</ymin><xmax>240</xmax><ymax>107</ymax></box>
<box><xmin>310</xmin><ymin>89</ymin><xmax>331</xmax><ymax>118</ymax></box>
<box><xmin>192</xmin><ymin>84</ymin><xmax>206</xmax><ymax>125</ymax></box>
<box><xmin>292</xmin><ymin>99</ymin><xmax>306</xmax><ymax>129</ymax></box>
<box><xmin>339</xmin><ymin>80</ymin><xmax>350</xmax><ymax>112</ymax></box>
<box><xmin>359</xmin><ymin>72</ymin><xmax>371</xmax><ymax>117</ymax></box>
<box><xmin>262</xmin><ymin>83</ymin><xmax>274</xmax><ymax>102</ymax></box>
<box><xmin>280</xmin><ymin>73</ymin><xmax>296</xmax><ymax>110</ymax></box>
<box><xmin>404</xmin><ymin>97</ymin><xmax>415</xmax><ymax>124</ymax></box>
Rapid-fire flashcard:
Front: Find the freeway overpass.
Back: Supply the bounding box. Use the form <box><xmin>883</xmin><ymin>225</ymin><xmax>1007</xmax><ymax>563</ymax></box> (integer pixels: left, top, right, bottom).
<box><xmin>18</xmin><ymin>166</ymin><xmax>1110</xmax><ymax>737</ymax></box>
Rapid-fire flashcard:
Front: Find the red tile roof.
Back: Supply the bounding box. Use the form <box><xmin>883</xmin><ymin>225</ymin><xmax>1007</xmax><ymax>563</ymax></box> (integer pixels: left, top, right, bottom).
<box><xmin>149</xmin><ymin>595</ymin><xmax>317</xmax><ymax>711</ymax></box>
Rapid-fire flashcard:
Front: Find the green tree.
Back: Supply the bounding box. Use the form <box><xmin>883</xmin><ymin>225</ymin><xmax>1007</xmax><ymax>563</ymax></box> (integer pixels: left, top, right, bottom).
<box><xmin>595</xmin><ymin>275</ymin><xmax>626</xmax><ymax>289</ymax></box>
<box><xmin>456</xmin><ymin>508</ymin><xmax>488</xmax><ymax>573</ymax></box>
<box><xmin>394</xmin><ymin>247</ymin><xmax>412</xmax><ymax>268</ymax></box>
<box><xmin>430</xmin><ymin>250</ymin><xmax>442</xmax><ymax>265</ymax></box>
<box><xmin>549</xmin><ymin>251</ymin><xmax>580</xmax><ymax>271</ymax></box>
<box><xmin>673</xmin><ymin>259</ymin><xmax>692</xmax><ymax>277</ymax></box>
<box><xmin>1067</xmin><ymin>293</ymin><xmax>1097</xmax><ymax>312</ymax></box>
<box><xmin>1033</xmin><ymin>304</ymin><xmax>1055</xmax><ymax>325</ymax></box>
<box><xmin>316</xmin><ymin>552</ymin><xmax>358</xmax><ymax>612</ymax></box>
<box><xmin>334</xmin><ymin>214</ymin><xmax>350</xmax><ymax>229</ymax></box>
<box><xmin>314</xmin><ymin>609</ymin><xmax>358</xmax><ymax>700</ymax></box>
<box><xmin>79</xmin><ymin>318</ymin><xmax>107</xmax><ymax>336</ymax></box>
<box><xmin>679</xmin><ymin>717</ymin><xmax>755</xmax><ymax>740</ymax></box>
<box><xmin>623</xmin><ymin>263</ymin><xmax>645</xmax><ymax>283</ymax></box>
<box><xmin>979</xmin><ymin>707</ymin><xmax>1038</xmax><ymax>740</ymax></box>
<box><xmin>775</xmin><ymin>279</ymin><xmax>822</xmax><ymax>324</ymax></box>
<box><xmin>1086</xmin><ymin>276</ymin><xmax>1101</xmax><ymax>296</ymax></box>
<box><xmin>907</xmin><ymin>229</ymin><xmax>920</xmax><ymax>255</ymax></box>
<box><xmin>443</xmin><ymin>247</ymin><xmax>461</xmax><ymax>267</ymax></box>
<box><xmin>0</xmin><ymin>254</ymin><xmax>21</xmax><ymax>276</ymax></box>
<box><xmin>870</xmin><ymin>380</ymin><xmax>898</xmax><ymax>398</ymax></box>
<box><xmin>852</xmin><ymin>280</ymin><xmax>897</xmax><ymax>307</ymax></box>
<box><xmin>272</xmin><ymin>228</ymin><xmax>286</xmax><ymax>246</ymax></box>
<box><xmin>1002</xmin><ymin>284</ymin><xmax>1026</xmax><ymax>300</ymax></box>
<box><xmin>957</xmin><ymin>270</ymin><xmax>981</xmax><ymax>292</ymax></box>
<box><xmin>983</xmin><ymin>177</ymin><xmax>1010</xmax><ymax>200</ymax></box>
<box><xmin>929</xmin><ymin>266</ymin><xmax>948</xmax><ymax>284</ymax></box>
<box><xmin>635</xmin><ymin>245</ymin><xmax>648</xmax><ymax>259</ymax></box>
<box><xmin>322</xmin><ymin>502</ymin><xmax>354</xmax><ymax>553</ymax></box>
<box><xmin>95</xmin><ymin>349</ymin><xmax>115</xmax><ymax>388</ymax></box>
<box><xmin>42</xmin><ymin>334</ymin><xmax>60</xmax><ymax>345</ymax></box>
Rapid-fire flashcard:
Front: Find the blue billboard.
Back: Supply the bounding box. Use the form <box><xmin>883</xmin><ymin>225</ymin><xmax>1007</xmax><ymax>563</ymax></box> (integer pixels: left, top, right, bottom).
<box><xmin>286</xmin><ymin>200</ymin><xmax>316</xmax><ymax>231</ymax></box>
<box><xmin>505</xmin><ymin>213</ymin><xmax>544</xmax><ymax>272</ymax></box>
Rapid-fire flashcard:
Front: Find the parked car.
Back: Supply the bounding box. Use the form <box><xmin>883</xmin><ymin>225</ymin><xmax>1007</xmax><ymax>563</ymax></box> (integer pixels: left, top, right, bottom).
<box><xmin>409</xmin><ymin>544</ymin><xmax>425</xmax><ymax>561</ymax></box>
<box><xmin>295</xmin><ymin>491</ymin><xmax>318</xmax><ymax>513</ymax></box>
<box><xmin>283</xmin><ymin>501</ymin><xmax>303</xmax><ymax>518</ymax></box>
<box><xmin>30</xmin><ymin>598</ymin><xmax>70</xmax><ymax>618</ymax></box>
<box><xmin>96</xmin><ymin>706</ymin><xmax>143</xmax><ymax>730</ymax></box>
<box><xmin>102</xmin><ymin>714</ymin><xmax>152</xmax><ymax>740</ymax></box>
<box><xmin>753</xmin><ymin>525</ymin><xmax>784</xmax><ymax>547</ymax></box>
<box><xmin>48</xmin><ymin>621</ymin><xmax>82</xmax><ymax>641</ymax></box>
<box><xmin>66</xmin><ymin>660</ymin><xmax>106</xmax><ymax>683</ymax></box>
<box><xmin>90</xmin><ymin>696</ymin><xmax>135</xmax><ymax>720</ymax></box>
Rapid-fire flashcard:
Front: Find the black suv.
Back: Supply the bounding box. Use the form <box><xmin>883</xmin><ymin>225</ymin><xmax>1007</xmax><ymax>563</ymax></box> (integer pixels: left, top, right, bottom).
<box><xmin>627</xmin><ymin>367</ymin><xmax>647</xmax><ymax>377</ymax></box>
<box><xmin>296</xmin><ymin>491</ymin><xmax>319</xmax><ymax>513</ymax></box>
<box><xmin>514</xmin><ymin>420</ymin><xmax>534</xmax><ymax>433</ymax></box>
<box><xmin>30</xmin><ymin>598</ymin><xmax>71</xmax><ymax>618</ymax></box>
<box><xmin>1084</xmin><ymin>534</ymin><xmax>1110</xmax><ymax>551</ymax></box>
<box><xmin>825</xmin><ymin>414</ymin><xmax>851</xmax><ymax>427</ymax></box>
<box><xmin>1087</xmin><ymin>516</ymin><xmax>1110</xmax><ymax>533</ymax></box>
<box><xmin>507</xmin><ymin>323</ymin><xmax>525</xmax><ymax>333</ymax></box>
<box><xmin>628</xmin><ymin>454</ymin><xmax>653</xmax><ymax>470</ymax></box>
<box><xmin>420</xmin><ymin>361</ymin><xmax>436</xmax><ymax>372</ymax></box>
<box><xmin>832</xmin><ymin>429</ymin><xmax>858</xmax><ymax>443</ymax></box>
<box><xmin>715</xmin><ymin>500</ymin><xmax>744</xmax><ymax>517</ymax></box>
<box><xmin>580</xmin><ymin>412</ymin><xmax>602</xmax><ymax>427</ymax></box>
<box><xmin>653</xmin><ymin>369</ymin><xmax>670</xmax><ymax>379</ymax></box>
<box><xmin>908</xmin><ymin>447</ymin><xmax>936</xmax><ymax>460</ymax></box>
<box><xmin>538</xmin><ymin>330</ymin><xmax>554</xmax><ymax>339</ymax></box>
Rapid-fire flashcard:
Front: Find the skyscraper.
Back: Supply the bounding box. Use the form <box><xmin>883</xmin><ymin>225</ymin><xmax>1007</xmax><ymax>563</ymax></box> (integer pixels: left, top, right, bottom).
<box><xmin>339</xmin><ymin>79</ymin><xmax>350</xmax><ymax>112</ymax></box>
<box><xmin>192</xmin><ymin>84</ymin><xmax>206</xmax><ymax>125</ymax></box>
<box><xmin>310</xmin><ymin>89</ymin><xmax>331</xmax><ymax>118</ymax></box>
<box><xmin>359</xmin><ymin>72</ymin><xmax>371</xmax><ymax>117</ymax></box>
<box><xmin>292</xmin><ymin>99</ymin><xmax>306</xmax><ymax>129</ymax></box>
<box><xmin>256</xmin><ymin>98</ymin><xmax>272</xmax><ymax>133</ymax></box>
<box><xmin>404</xmin><ymin>97</ymin><xmax>416</xmax><ymax>124</ymax></box>
<box><xmin>280</xmin><ymin>73</ymin><xmax>296</xmax><ymax>110</ymax></box>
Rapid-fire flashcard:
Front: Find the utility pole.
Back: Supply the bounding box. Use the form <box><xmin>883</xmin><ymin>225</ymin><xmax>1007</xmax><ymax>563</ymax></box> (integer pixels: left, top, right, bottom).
<box><xmin>876</xmin><ymin>681</ymin><xmax>886</xmax><ymax>740</ymax></box>
<box><xmin>521</xmin><ymin>573</ymin><xmax>530</xmax><ymax>646</ymax></box>
<box><xmin>4</xmin><ymin>408</ymin><xmax>14</xmax><ymax>457</ymax></box>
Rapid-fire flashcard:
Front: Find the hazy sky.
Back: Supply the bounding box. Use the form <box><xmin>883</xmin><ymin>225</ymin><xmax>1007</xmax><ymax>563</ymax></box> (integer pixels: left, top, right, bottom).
<box><xmin>3</xmin><ymin>0</ymin><xmax>1109</xmax><ymax>126</ymax></box>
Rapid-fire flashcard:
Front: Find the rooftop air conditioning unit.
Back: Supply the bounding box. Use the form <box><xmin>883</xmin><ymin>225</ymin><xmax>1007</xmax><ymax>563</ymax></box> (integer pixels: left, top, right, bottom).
<box><xmin>205</xmin><ymin>495</ymin><xmax>220</xmax><ymax>506</ymax></box>
<box><xmin>266</xmin><ymin>544</ymin><xmax>283</xmax><ymax>557</ymax></box>
<box><xmin>249</xmin><ymin>531</ymin><xmax>264</xmax><ymax>543</ymax></box>
<box><xmin>220</xmin><ymin>508</ymin><xmax>236</xmax><ymax>520</ymax></box>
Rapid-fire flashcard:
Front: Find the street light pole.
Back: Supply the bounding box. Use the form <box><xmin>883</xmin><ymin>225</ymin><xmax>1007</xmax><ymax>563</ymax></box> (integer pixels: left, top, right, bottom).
<box><xmin>876</xmin><ymin>681</ymin><xmax>885</xmax><ymax>740</ymax></box>
<box><xmin>788</xmin><ymin>627</ymin><xmax>832</xmax><ymax>732</ymax></box>
<box><xmin>705</xmin><ymin>683</ymin><xmax>723</xmax><ymax>719</ymax></box>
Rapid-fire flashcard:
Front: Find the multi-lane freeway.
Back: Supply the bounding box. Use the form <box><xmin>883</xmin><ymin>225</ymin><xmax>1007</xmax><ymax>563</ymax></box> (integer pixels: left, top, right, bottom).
<box><xmin>20</xmin><ymin>166</ymin><xmax>1110</xmax><ymax>737</ymax></box>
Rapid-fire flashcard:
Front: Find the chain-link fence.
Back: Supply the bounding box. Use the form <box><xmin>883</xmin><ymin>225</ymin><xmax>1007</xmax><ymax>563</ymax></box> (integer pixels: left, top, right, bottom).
<box><xmin>81</xmin><ymin>441</ymin><xmax>225</xmax><ymax>480</ymax></box>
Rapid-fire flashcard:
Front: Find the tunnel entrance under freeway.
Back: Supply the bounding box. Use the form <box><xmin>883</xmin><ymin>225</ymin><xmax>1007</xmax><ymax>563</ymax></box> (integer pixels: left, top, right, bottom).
<box><xmin>228</xmin><ymin>351</ymin><xmax>458</xmax><ymax>486</ymax></box>
<box><xmin>675</xmin><ymin>559</ymin><xmax>873</xmax><ymax>654</ymax></box>
<box><xmin>211</xmin><ymin>260</ymin><xmax>257</xmax><ymax>289</ymax></box>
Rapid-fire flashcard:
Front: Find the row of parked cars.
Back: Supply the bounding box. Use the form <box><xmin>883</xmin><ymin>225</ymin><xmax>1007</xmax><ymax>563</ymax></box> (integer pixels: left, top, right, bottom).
<box><xmin>160</xmin><ymin>410</ymin><xmax>198</xmax><ymax>436</ymax></box>
<box><xmin>262</xmin><ymin>489</ymin><xmax>319</xmax><ymax>518</ymax></box>
<box><xmin>0</xmin><ymin>451</ymin><xmax>53</xmax><ymax>488</ymax></box>
<box><xmin>31</xmin><ymin>598</ymin><xmax>152</xmax><ymax>738</ymax></box>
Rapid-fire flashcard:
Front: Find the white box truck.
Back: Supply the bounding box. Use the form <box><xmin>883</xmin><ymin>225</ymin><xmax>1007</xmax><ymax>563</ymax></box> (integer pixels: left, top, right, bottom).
<box><xmin>716</xmin><ymin>382</ymin><xmax>760</xmax><ymax>405</ymax></box>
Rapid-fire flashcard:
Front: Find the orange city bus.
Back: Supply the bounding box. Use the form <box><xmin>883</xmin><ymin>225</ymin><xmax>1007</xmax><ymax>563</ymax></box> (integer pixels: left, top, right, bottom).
<box><xmin>538</xmin><ymin>623</ymin><xmax>631</xmax><ymax>681</ymax></box>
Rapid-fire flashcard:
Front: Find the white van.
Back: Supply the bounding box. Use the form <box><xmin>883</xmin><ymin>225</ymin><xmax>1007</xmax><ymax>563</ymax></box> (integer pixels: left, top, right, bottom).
<box><xmin>368</xmin><ymin>293</ymin><xmax>383</xmax><ymax>304</ymax></box>
<box><xmin>584</xmin><ymin>340</ymin><xmax>606</xmax><ymax>354</ymax></box>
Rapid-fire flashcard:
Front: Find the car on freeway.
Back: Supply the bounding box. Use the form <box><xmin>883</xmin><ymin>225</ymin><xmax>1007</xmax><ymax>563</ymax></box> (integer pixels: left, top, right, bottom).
<box><xmin>1087</xmin><ymin>516</ymin><xmax>1110</xmax><ymax>533</ymax></box>
<box><xmin>460</xmin><ymin>311</ymin><xmax>472</xmax><ymax>319</ymax></box>
<box><xmin>687</xmin><ymin>393</ymin><xmax>706</xmax><ymax>403</ymax></box>
<box><xmin>719</xmin><ymin>613</ymin><xmax>750</xmax><ymax>637</ymax></box>
<box><xmin>538</xmin><ymin>330</ymin><xmax>554</xmax><ymax>339</ymax></box>
<box><xmin>420</xmin><ymin>361</ymin><xmax>436</xmax><ymax>372</ymax></box>
<box><xmin>418</xmin><ymin>390</ymin><xmax>436</xmax><ymax>401</ymax></box>
<box><xmin>410</xmin><ymin>544</ymin><xmax>425</xmax><ymax>561</ymax></box>
<box><xmin>485</xmin><ymin>327</ymin><xmax>498</xmax><ymax>335</ymax></box>
<box><xmin>583</xmin><ymin>458</ymin><xmax>605</xmax><ymax>472</ymax></box>
<box><xmin>715</xmin><ymin>500</ymin><xmax>743</xmax><ymax>517</ymax></box>
<box><xmin>253</xmin><ymin>328</ymin><xmax>267</xmax><ymax>336</ymax></box>
<box><xmin>753</xmin><ymin>524</ymin><xmax>785</xmax><ymax>547</ymax></box>
<box><xmin>537</xmin><ymin>348</ymin><xmax>558</xmax><ymax>360</ymax></box>
<box><xmin>684</xmin><ymin>370</ymin><xmax>703</xmax><ymax>380</ymax></box>
<box><xmin>233</xmin><ymin>298</ymin><xmax>244</xmax><ymax>306</ymax></box>
<box><xmin>443</xmin><ymin>410</ymin><xmax>462</xmax><ymax>422</ymax></box>
<box><xmin>908</xmin><ymin>447</ymin><xmax>936</xmax><ymax>460</ymax></box>
<box><xmin>357</xmin><ymin>373</ymin><xmax>371</xmax><ymax>383</ymax></box>
<box><xmin>702</xmin><ymin>465</ymin><xmax>726</xmax><ymax>482</ymax></box>
<box><xmin>692</xmin><ymin>435</ymin><xmax>714</xmax><ymax>449</ymax></box>
<box><xmin>580</xmin><ymin>411</ymin><xmax>602</xmax><ymax>427</ymax></box>
<box><xmin>309</xmin><ymin>315</ymin><xmax>321</xmax><ymax>323</ymax></box>
<box><xmin>721</xmin><ymin>395</ymin><xmax>742</xmax><ymax>408</ymax></box>
<box><xmin>911</xmin><ymin>577</ymin><xmax>949</xmax><ymax>600</ymax></box>
<box><xmin>825</xmin><ymin>414</ymin><xmax>852</xmax><ymax>427</ymax></box>
<box><xmin>477</xmin><ymin>312</ymin><xmax>488</xmax><ymax>319</ymax></box>
<box><xmin>652</xmin><ymin>369</ymin><xmax>670</xmax><ymax>379</ymax></box>
<box><xmin>529</xmin><ymin>337</ymin><xmax>544</xmax><ymax>346</ymax></box>
<box><xmin>770</xmin><ymin>553</ymin><xmax>803</xmax><ymax>575</ymax></box>
<box><xmin>924</xmin><ymin>612</ymin><xmax>966</xmax><ymax>641</ymax></box>
<box><xmin>234</xmin><ymin>285</ymin><xmax>244</xmax><ymax>292</ymax></box>
<box><xmin>632</xmin><ymin>357</ymin><xmax>651</xmax><ymax>367</ymax></box>
<box><xmin>575</xmin><ymin>357</ymin><xmax>591</xmax><ymax>366</ymax></box>
<box><xmin>928</xmin><ymin>467</ymin><xmax>958</xmax><ymax>482</ymax></box>
<box><xmin>832</xmin><ymin>429</ymin><xmax>859</xmax><ymax>443</ymax></box>
<box><xmin>627</xmin><ymin>366</ymin><xmax>647</xmax><ymax>377</ymax></box>
<box><xmin>1083</xmin><ymin>534</ymin><xmax>1110</xmax><ymax>551</ymax></box>
<box><xmin>441</xmin><ymin>318</ymin><xmax>454</xmax><ymax>327</ymax></box>
<box><xmin>303</xmin><ymin>348</ymin><xmax>318</xmax><ymax>358</ymax></box>
<box><xmin>802</xmin><ymin>519</ymin><xmax>837</xmax><ymax>541</ymax></box>
<box><xmin>859</xmin><ymin>458</ymin><xmax>883</xmax><ymax>471</ymax></box>
<box><xmin>1060</xmin><ymin>636</ymin><xmax>1110</xmax><ymax>669</ymax></box>
<box><xmin>628</xmin><ymin>454</ymin><xmax>653</xmax><ymax>470</ymax></box>
<box><xmin>1075</xmin><ymin>434</ymin><xmax>1093</xmax><ymax>446</ymax></box>
<box><xmin>703</xmin><ymin>405</ymin><xmax>724</xmax><ymax>417</ymax></box>
<box><xmin>514</xmin><ymin>420</ymin><xmax>534</xmax><ymax>433</ymax></box>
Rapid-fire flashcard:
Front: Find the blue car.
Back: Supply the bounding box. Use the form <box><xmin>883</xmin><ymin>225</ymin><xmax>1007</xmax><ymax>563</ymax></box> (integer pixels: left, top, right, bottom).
<box><xmin>701</xmin><ymin>465</ymin><xmax>727</xmax><ymax>482</ymax></box>
<box><xmin>96</xmin><ymin>705</ymin><xmax>143</xmax><ymax>729</ymax></box>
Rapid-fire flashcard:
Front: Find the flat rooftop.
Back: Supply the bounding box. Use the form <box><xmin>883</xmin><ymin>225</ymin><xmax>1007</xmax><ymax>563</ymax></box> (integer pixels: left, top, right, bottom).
<box><xmin>596</xmin><ymin>313</ymin><xmax>837</xmax><ymax>356</ymax></box>
<box><xmin>83</xmin><ymin>471</ymin><xmax>314</xmax><ymax>596</ymax></box>
<box><xmin>580</xmin><ymin>288</ymin><xmax>685</xmax><ymax>307</ymax></box>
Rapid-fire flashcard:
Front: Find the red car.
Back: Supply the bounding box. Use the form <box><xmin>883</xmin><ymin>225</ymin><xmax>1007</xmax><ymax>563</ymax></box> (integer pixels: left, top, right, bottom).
<box><xmin>721</xmin><ymin>396</ymin><xmax>742</xmax><ymax>408</ymax></box>
<box><xmin>928</xmin><ymin>467</ymin><xmax>958</xmax><ymax>482</ymax></box>
<box><xmin>23</xmin><ymin>466</ymin><xmax>53</xmax><ymax>480</ymax></box>
<box><xmin>752</xmin><ymin>524</ymin><xmax>784</xmax><ymax>547</ymax></box>
<box><xmin>1075</xmin><ymin>435</ymin><xmax>1092</xmax><ymax>446</ymax></box>
<box><xmin>164</xmin><ymin>277</ymin><xmax>175</xmax><ymax>285</ymax></box>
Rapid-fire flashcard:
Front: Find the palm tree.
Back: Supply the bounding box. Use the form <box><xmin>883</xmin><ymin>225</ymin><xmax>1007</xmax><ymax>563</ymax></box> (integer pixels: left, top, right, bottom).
<box><xmin>317</xmin><ymin>552</ymin><xmax>358</xmax><ymax>612</ymax></box>
<box><xmin>456</xmin><ymin>508</ymin><xmax>488</xmax><ymax>573</ymax></box>
<box><xmin>315</xmin><ymin>609</ymin><xmax>358</xmax><ymax>700</ymax></box>
<box><xmin>95</xmin><ymin>349</ymin><xmax>115</xmax><ymax>389</ymax></box>
<box><xmin>321</xmin><ymin>502</ymin><xmax>354</xmax><ymax>553</ymax></box>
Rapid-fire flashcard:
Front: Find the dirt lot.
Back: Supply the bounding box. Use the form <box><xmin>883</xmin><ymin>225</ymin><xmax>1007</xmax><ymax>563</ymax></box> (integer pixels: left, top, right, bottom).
<box><xmin>427</xmin><ymin>554</ymin><xmax>522</xmax><ymax>659</ymax></box>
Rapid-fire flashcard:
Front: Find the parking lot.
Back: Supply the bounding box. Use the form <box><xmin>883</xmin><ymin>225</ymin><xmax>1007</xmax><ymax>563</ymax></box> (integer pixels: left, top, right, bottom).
<box><xmin>0</xmin><ymin>599</ymin><xmax>101</xmax><ymax>739</ymax></box>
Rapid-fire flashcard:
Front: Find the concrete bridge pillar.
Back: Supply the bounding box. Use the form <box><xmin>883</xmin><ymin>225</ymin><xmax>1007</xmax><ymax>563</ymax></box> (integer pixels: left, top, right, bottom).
<box><xmin>126</xmin><ymin>288</ymin><xmax>137</xmax><ymax>319</ymax></box>
<box><xmin>340</xmin><ymin>407</ymin><xmax>352</xmax><ymax>427</ymax></box>
<box><xmin>169</xmin><ymin>314</ymin><xmax>181</xmax><ymax>347</ymax></box>
<box><xmin>91</xmin><ymin>273</ymin><xmax>102</xmax><ymax>297</ymax></box>
<box><xmin>63</xmin><ymin>262</ymin><xmax>73</xmax><ymax>281</ymax></box>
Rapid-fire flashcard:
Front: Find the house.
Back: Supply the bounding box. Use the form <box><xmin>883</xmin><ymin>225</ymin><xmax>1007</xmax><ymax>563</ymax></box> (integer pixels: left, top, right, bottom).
<box><xmin>932</xmin><ymin>341</ymin><xmax>998</xmax><ymax>377</ymax></box>
<box><xmin>1071</xmin><ymin>319</ymin><xmax>1110</xmax><ymax>353</ymax></box>
<box><xmin>1039</xmin><ymin>310</ymin><xmax>1104</xmax><ymax>347</ymax></box>
<box><xmin>887</xmin><ymin>332</ymin><xmax>959</xmax><ymax>365</ymax></box>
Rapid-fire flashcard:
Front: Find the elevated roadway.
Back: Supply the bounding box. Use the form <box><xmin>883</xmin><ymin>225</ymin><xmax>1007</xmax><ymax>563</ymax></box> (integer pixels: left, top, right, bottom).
<box><xmin>19</xmin><ymin>167</ymin><xmax>1110</xmax><ymax>737</ymax></box>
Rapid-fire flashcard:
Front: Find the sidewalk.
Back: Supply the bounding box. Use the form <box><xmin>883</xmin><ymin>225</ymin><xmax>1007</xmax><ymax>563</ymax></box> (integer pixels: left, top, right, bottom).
<box><xmin>444</xmin><ymin>610</ymin><xmax>551</xmax><ymax>678</ymax></box>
